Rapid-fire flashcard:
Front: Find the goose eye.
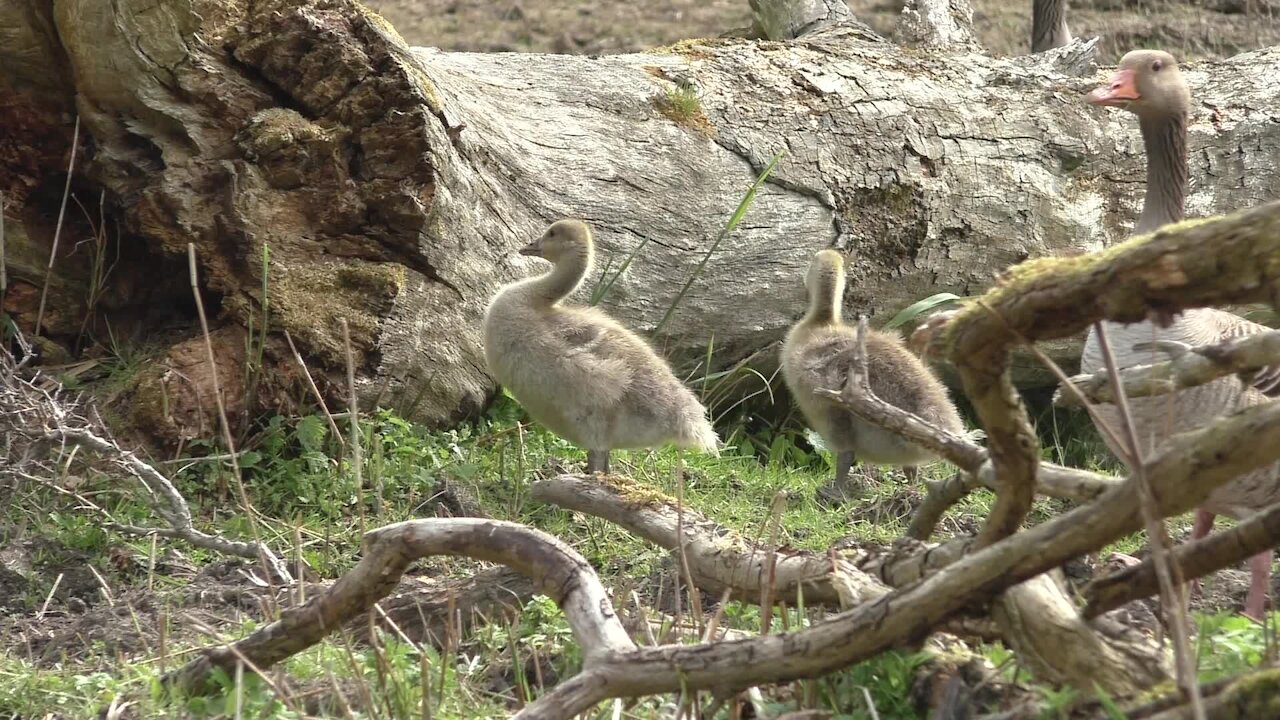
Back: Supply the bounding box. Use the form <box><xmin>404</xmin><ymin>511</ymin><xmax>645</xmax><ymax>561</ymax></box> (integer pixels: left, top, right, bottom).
<box><xmin>1152</xmin><ymin>60</ymin><xmax>1163</xmax><ymax>72</ymax></box>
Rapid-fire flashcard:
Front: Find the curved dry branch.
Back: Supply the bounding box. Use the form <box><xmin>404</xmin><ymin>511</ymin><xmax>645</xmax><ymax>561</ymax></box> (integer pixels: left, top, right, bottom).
<box><xmin>905</xmin><ymin>472</ymin><xmax>980</xmax><ymax>541</ymax></box>
<box><xmin>522</xmin><ymin>400</ymin><xmax>1280</xmax><ymax>718</ymax></box>
<box><xmin>535</xmin><ymin>473</ymin><xmax>1166</xmax><ymax>700</ymax></box>
<box><xmin>1056</xmin><ymin>329</ymin><xmax>1280</xmax><ymax>408</ymax></box>
<box><xmin>935</xmin><ymin>200</ymin><xmax>1280</xmax><ymax>547</ymax></box>
<box><xmin>165</xmin><ymin>519</ymin><xmax>634</xmax><ymax>696</ymax></box>
<box><xmin>529</xmin><ymin>474</ymin><xmax>889</xmax><ymax>609</ymax></box>
<box><xmin>1082</xmin><ymin>501</ymin><xmax>1280</xmax><ymax>619</ymax></box>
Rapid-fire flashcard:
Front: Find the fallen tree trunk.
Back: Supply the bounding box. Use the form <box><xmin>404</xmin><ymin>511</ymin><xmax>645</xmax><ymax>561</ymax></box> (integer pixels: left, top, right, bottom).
<box><xmin>4</xmin><ymin>0</ymin><xmax>1280</xmax><ymax>437</ymax></box>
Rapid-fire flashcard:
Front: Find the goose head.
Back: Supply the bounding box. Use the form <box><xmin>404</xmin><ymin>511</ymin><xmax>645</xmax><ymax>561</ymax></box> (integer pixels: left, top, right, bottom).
<box><xmin>519</xmin><ymin>219</ymin><xmax>594</xmax><ymax>263</ymax></box>
<box><xmin>1086</xmin><ymin>49</ymin><xmax>1189</xmax><ymax>121</ymax></box>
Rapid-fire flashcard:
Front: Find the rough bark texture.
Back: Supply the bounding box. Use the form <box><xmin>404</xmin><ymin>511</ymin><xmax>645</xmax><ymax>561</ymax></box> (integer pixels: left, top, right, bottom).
<box><xmin>4</xmin><ymin>0</ymin><xmax>1280</xmax><ymax>433</ymax></box>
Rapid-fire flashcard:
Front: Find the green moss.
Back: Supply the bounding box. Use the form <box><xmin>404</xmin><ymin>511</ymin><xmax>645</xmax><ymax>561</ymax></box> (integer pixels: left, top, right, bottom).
<box><xmin>1223</xmin><ymin>668</ymin><xmax>1280</xmax><ymax>717</ymax></box>
<box><xmin>644</xmin><ymin>37</ymin><xmax>731</xmax><ymax>58</ymax></box>
<box><xmin>652</xmin><ymin>85</ymin><xmax>714</xmax><ymax>136</ymax></box>
<box><xmin>353</xmin><ymin>1</ymin><xmax>446</xmax><ymax>114</ymax></box>
<box><xmin>239</xmin><ymin>108</ymin><xmax>333</xmax><ymax>158</ymax></box>
<box><xmin>266</xmin><ymin>260</ymin><xmax>405</xmax><ymax>365</ymax></box>
<box><xmin>597</xmin><ymin>473</ymin><xmax>677</xmax><ymax>508</ymax></box>
<box><xmin>353</xmin><ymin>1</ymin><xmax>409</xmax><ymax>47</ymax></box>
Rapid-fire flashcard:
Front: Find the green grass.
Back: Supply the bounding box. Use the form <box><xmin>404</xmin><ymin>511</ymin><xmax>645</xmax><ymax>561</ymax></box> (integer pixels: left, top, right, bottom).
<box><xmin>1</xmin><ymin>397</ymin><xmax>1276</xmax><ymax>719</ymax></box>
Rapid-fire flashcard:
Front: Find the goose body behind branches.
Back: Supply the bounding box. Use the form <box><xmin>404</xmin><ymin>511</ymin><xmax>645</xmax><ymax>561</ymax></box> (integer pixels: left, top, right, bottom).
<box><xmin>781</xmin><ymin>250</ymin><xmax>964</xmax><ymax>504</ymax></box>
<box><xmin>483</xmin><ymin>219</ymin><xmax>719</xmax><ymax>474</ymax></box>
<box><xmin>1081</xmin><ymin>50</ymin><xmax>1280</xmax><ymax>619</ymax></box>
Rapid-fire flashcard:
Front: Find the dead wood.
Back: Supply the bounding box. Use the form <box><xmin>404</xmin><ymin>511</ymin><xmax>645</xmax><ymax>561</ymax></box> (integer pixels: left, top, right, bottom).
<box><xmin>0</xmin><ymin>345</ymin><xmax>292</xmax><ymax>581</ymax></box>
<box><xmin>821</xmin><ymin>317</ymin><xmax>1169</xmax><ymax>693</ymax></box>
<box><xmin>533</xmin><ymin>473</ymin><xmax>1163</xmax><ymax>692</ymax></box>
<box><xmin>926</xmin><ymin>200</ymin><xmax>1280</xmax><ymax>547</ymax></box>
<box><xmin>157</xmin><ymin>386</ymin><xmax>1280</xmax><ymax>716</ymax></box>
<box><xmin>529</xmin><ymin>474</ymin><xmax>890</xmax><ymax>609</ymax></box>
<box><xmin>1056</xmin><ymin>328</ymin><xmax>1280</xmax><ymax>407</ymax></box>
<box><xmin>522</xmin><ymin>400</ymin><xmax>1280</xmax><ymax>718</ymax></box>
<box><xmin>1082</xmin><ymin>501</ymin><xmax>1280</xmax><ymax>619</ymax></box>
<box><xmin>165</xmin><ymin>519</ymin><xmax>634</xmax><ymax>697</ymax></box>
<box><xmin>7</xmin><ymin>1</ymin><xmax>1280</xmax><ymax>441</ymax></box>
<box><xmin>1123</xmin><ymin>667</ymin><xmax>1280</xmax><ymax>719</ymax></box>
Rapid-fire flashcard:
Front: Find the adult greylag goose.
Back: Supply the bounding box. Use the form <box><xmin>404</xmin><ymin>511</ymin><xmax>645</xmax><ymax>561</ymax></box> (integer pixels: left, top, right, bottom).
<box><xmin>781</xmin><ymin>250</ymin><xmax>965</xmax><ymax>504</ymax></box>
<box><xmin>1082</xmin><ymin>50</ymin><xmax>1280</xmax><ymax>620</ymax></box>
<box><xmin>1031</xmin><ymin>0</ymin><xmax>1071</xmax><ymax>53</ymax></box>
<box><xmin>483</xmin><ymin>219</ymin><xmax>719</xmax><ymax>474</ymax></box>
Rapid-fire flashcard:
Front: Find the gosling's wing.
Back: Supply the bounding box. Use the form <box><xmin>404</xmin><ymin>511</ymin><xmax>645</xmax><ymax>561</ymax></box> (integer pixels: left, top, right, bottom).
<box><xmin>547</xmin><ymin>310</ymin><xmax>637</xmax><ymax>406</ymax></box>
<box><xmin>796</xmin><ymin>335</ymin><xmax>859</xmax><ymax>402</ymax></box>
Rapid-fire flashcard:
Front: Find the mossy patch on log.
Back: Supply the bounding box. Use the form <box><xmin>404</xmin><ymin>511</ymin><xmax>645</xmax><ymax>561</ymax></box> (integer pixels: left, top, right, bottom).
<box><xmin>259</xmin><ymin>260</ymin><xmax>406</xmax><ymax>367</ymax></box>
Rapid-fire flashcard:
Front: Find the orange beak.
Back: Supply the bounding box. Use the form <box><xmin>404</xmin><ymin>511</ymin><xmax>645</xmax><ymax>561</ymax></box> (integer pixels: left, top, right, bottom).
<box><xmin>1086</xmin><ymin>68</ymin><xmax>1140</xmax><ymax>107</ymax></box>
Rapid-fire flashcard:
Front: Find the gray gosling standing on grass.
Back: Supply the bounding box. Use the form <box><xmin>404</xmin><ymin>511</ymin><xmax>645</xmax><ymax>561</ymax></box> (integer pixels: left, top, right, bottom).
<box><xmin>483</xmin><ymin>219</ymin><xmax>719</xmax><ymax>474</ymax></box>
<box><xmin>781</xmin><ymin>250</ymin><xmax>965</xmax><ymax>504</ymax></box>
<box><xmin>1082</xmin><ymin>50</ymin><xmax>1280</xmax><ymax>620</ymax></box>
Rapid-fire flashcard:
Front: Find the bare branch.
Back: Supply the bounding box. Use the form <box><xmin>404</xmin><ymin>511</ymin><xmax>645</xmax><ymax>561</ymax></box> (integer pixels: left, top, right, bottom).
<box><xmin>534</xmin><ymin>474</ymin><xmax>1166</xmax><ymax>698</ymax></box>
<box><xmin>812</xmin><ymin>370</ymin><xmax>1117</xmax><ymax>503</ymax></box>
<box><xmin>530</xmin><ymin>474</ymin><xmax>889</xmax><ymax>609</ymax></box>
<box><xmin>1082</xmin><ymin>500</ymin><xmax>1280</xmax><ymax>619</ymax></box>
<box><xmin>932</xmin><ymin>202</ymin><xmax>1280</xmax><ymax>548</ymax></box>
<box><xmin>1056</xmin><ymin>329</ymin><xmax>1280</xmax><ymax>408</ymax></box>
<box><xmin>165</xmin><ymin>519</ymin><xmax>634</xmax><ymax>696</ymax></box>
<box><xmin>1091</xmin><ymin>322</ymin><xmax>1202</xmax><ymax>715</ymax></box>
<box><xmin>527</xmin><ymin>400</ymin><xmax>1280</xmax><ymax>717</ymax></box>
<box><xmin>0</xmin><ymin>359</ymin><xmax>293</xmax><ymax>581</ymax></box>
<box><xmin>905</xmin><ymin>472</ymin><xmax>979</xmax><ymax>541</ymax></box>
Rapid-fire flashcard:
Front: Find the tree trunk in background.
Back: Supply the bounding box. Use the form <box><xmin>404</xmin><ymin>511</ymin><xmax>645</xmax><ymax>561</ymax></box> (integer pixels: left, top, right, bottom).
<box><xmin>3</xmin><ymin>0</ymin><xmax>1280</xmax><ymax>440</ymax></box>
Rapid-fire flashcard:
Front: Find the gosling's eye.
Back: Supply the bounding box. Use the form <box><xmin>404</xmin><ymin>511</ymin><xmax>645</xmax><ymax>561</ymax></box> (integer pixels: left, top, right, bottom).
<box><xmin>1152</xmin><ymin>60</ymin><xmax>1163</xmax><ymax>72</ymax></box>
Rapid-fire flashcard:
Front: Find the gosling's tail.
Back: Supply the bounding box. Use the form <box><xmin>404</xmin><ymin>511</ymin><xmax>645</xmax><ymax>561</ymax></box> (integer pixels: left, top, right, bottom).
<box><xmin>679</xmin><ymin>414</ymin><xmax>721</xmax><ymax>457</ymax></box>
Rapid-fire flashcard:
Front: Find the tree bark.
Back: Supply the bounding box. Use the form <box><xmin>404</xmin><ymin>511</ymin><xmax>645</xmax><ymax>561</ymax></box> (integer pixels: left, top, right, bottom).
<box><xmin>4</xmin><ymin>0</ymin><xmax>1280</xmax><ymax>434</ymax></box>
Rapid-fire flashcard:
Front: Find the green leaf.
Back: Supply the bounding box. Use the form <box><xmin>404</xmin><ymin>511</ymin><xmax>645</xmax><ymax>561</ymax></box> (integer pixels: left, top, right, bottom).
<box><xmin>884</xmin><ymin>292</ymin><xmax>965</xmax><ymax>330</ymax></box>
<box><xmin>237</xmin><ymin>450</ymin><xmax>262</xmax><ymax>469</ymax></box>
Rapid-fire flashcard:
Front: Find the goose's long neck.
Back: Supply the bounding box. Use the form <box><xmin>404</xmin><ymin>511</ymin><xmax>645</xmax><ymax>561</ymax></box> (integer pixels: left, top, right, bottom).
<box><xmin>1097</xmin><ymin>110</ymin><xmax>1189</xmax><ymax>339</ymax></box>
<box><xmin>1031</xmin><ymin>0</ymin><xmax>1071</xmax><ymax>53</ymax></box>
<box><xmin>1136</xmin><ymin>112</ymin><xmax>1188</xmax><ymax>234</ymax></box>
<box><xmin>529</xmin><ymin>247</ymin><xmax>592</xmax><ymax>307</ymax></box>
<box><xmin>804</xmin><ymin>273</ymin><xmax>844</xmax><ymax>326</ymax></box>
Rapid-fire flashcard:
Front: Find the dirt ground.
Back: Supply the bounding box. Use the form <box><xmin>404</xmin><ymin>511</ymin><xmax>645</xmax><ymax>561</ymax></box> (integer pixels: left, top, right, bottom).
<box><xmin>366</xmin><ymin>0</ymin><xmax>1280</xmax><ymax>62</ymax></box>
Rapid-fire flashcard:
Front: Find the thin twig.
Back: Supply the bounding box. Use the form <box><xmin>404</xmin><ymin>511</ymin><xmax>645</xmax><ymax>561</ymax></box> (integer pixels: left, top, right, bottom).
<box><xmin>284</xmin><ymin>330</ymin><xmax>344</xmax><ymax>445</ymax></box>
<box><xmin>1094</xmin><ymin>322</ymin><xmax>1203</xmax><ymax>719</ymax></box>
<box><xmin>1057</xmin><ymin>329</ymin><xmax>1280</xmax><ymax>407</ymax></box>
<box><xmin>758</xmin><ymin>490</ymin><xmax>787</xmax><ymax>635</ymax></box>
<box><xmin>1</xmin><ymin>190</ymin><xmax>7</xmax><ymax>298</ymax></box>
<box><xmin>35</xmin><ymin>115</ymin><xmax>80</xmax><ymax>338</ymax></box>
<box><xmin>340</xmin><ymin>318</ymin><xmax>373</xmax><ymax>523</ymax></box>
<box><xmin>188</xmin><ymin>243</ymin><xmax>292</xmax><ymax>587</ymax></box>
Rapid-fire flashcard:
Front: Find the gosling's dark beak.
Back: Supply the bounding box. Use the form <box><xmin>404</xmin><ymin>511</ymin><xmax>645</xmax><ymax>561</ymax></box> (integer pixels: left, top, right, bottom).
<box><xmin>518</xmin><ymin>240</ymin><xmax>543</xmax><ymax>257</ymax></box>
<box><xmin>1087</xmin><ymin>68</ymin><xmax>1139</xmax><ymax>107</ymax></box>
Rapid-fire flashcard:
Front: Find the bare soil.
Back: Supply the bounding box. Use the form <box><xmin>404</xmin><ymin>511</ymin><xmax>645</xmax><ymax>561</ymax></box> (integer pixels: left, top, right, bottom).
<box><xmin>366</xmin><ymin>0</ymin><xmax>1280</xmax><ymax>63</ymax></box>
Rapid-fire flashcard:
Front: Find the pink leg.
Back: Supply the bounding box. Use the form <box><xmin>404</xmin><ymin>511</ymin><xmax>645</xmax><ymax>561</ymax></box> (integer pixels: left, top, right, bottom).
<box><xmin>1189</xmin><ymin>509</ymin><xmax>1216</xmax><ymax>597</ymax></box>
<box><xmin>1243</xmin><ymin>549</ymin><xmax>1274</xmax><ymax>622</ymax></box>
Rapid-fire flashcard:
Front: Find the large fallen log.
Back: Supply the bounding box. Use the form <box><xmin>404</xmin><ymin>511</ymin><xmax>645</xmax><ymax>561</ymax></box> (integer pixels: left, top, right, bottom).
<box><xmin>4</xmin><ymin>0</ymin><xmax>1280</xmax><ymax>439</ymax></box>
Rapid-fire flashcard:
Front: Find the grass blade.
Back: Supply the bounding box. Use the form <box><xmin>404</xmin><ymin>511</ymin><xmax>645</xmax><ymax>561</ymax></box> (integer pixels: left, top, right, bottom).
<box><xmin>653</xmin><ymin>150</ymin><xmax>784</xmax><ymax>336</ymax></box>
